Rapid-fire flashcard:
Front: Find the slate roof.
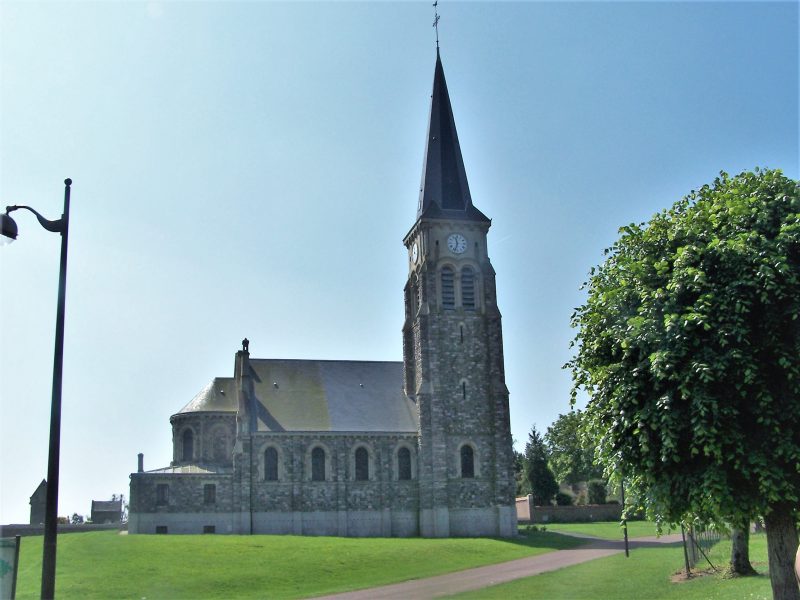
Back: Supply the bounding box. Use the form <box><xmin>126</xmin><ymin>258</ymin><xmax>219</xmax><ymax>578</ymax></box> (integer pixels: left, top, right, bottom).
<box><xmin>177</xmin><ymin>377</ymin><xmax>237</xmax><ymax>414</ymax></box>
<box><xmin>145</xmin><ymin>464</ymin><xmax>232</xmax><ymax>474</ymax></box>
<box><xmin>91</xmin><ymin>500</ymin><xmax>122</xmax><ymax>512</ymax></box>
<box><xmin>176</xmin><ymin>359</ymin><xmax>417</xmax><ymax>434</ymax></box>
<box><xmin>30</xmin><ymin>479</ymin><xmax>46</xmax><ymax>501</ymax></box>
<box><xmin>417</xmin><ymin>50</ymin><xmax>490</xmax><ymax>224</ymax></box>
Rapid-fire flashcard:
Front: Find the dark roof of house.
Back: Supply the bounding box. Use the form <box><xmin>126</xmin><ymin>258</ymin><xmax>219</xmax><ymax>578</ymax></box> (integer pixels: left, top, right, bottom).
<box><xmin>30</xmin><ymin>479</ymin><xmax>46</xmax><ymax>501</ymax></box>
<box><xmin>91</xmin><ymin>500</ymin><xmax>122</xmax><ymax>512</ymax></box>
<box><xmin>176</xmin><ymin>359</ymin><xmax>417</xmax><ymax>434</ymax></box>
<box><xmin>417</xmin><ymin>50</ymin><xmax>490</xmax><ymax>224</ymax></box>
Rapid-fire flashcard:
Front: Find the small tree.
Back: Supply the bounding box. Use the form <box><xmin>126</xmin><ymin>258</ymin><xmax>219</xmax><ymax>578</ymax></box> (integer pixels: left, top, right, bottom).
<box><xmin>70</xmin><ymin>513</ymin><xmax>84</xmax><ymax>525</ymax></box>
<box><xmin>730</xmin><ymin>526</ymin><xmax>757</xmax><ymax>576</ymax></box>
<box><xmin>568</xmin><ymin>169</ymin><xmax>799</xmax><ymax>599</ymax></box>
<box><xmin>513</xmin><ymin>450</ymin><xmax>531</xmax><ymax>496</ymax></box>
<box><xmin>525</xmin><ymin>426</ymin><xmax>558</xmax><ymax>506</ymax></box>
<box><xmin>545</xmin><ymin>411</ymin><xmax>604</xmax><ymax>485</ymax></box>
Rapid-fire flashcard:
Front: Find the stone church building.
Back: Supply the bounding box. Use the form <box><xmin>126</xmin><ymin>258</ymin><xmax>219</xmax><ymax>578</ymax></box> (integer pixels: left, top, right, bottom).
<box><xmin>129</xmin><ymin>51</ymin><xmax>517</xmax><ymax>537</ymax></box>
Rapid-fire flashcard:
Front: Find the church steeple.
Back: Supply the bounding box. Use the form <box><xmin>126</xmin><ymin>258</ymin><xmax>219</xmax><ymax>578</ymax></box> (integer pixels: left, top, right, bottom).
<box><xmin>417</xmin><ymin>51</ymin><xmax>489</xmax><ymax>223</ymax></box>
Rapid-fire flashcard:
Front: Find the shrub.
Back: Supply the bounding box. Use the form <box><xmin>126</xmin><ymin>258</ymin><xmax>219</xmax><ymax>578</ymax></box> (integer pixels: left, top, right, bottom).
<box><xmin>555</xmin><ymin>492</ymin><xmax>574</xmax><ymax>506</ymax></box>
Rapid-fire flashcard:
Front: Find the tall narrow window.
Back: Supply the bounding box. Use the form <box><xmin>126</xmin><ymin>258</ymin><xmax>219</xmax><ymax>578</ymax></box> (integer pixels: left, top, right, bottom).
<box><xmin>182</xmin><ymin>429</ymin><xmax>194</xmax><ymax>461</ymax></box>
<box><xmin>203</xmin><ymin>484</ymin><xmax>216</xmax><ymax>505</ymax></box>
<box><xmin>398</xmin><ymin>447</ymin><xmax>412</xmax><ymax>481</ymax></box>
<box><xmin>462</xmin><ymin>381</ymin><xmax>466</xmax><ymax>399</ymax></box>
<box><xmin>264</xmin><ymin>447</ymin><xmax>278</xmax><ymax>481</ymax></box>
<box><xmin>460</xmin><ymin>445</ymin><xmax>475</xmax><ymax>478</ymax></box>
<box><xmin>441</xmin><ymin>267</ymin><xmax>455</xmax><ymax>309</ymax></box>
<box><xmin>355</xmin><ymin>447</ymin><xmax>369</xmax><ymax>481</ymax></box>
<box><xmin>156</xmin><ymin>484</ymin><xmax>169</xmax><ymax>506</ymax></box>
<box><xmin>311</xmin><ymin>447</ymin><xmax>326</xmax><ymax>481</ymax></box>
<box><xmin>461</xmin><ymin>267</ymin><xmax>475</xmax><ymax>310</ymax></box>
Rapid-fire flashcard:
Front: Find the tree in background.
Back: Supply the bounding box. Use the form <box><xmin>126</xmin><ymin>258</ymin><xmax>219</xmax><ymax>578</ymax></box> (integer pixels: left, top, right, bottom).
<box><xmin>525</xmin><ymin>426</ymin><xmax>559</xmax><ymax>506</ymax></box>
<box><xmin>70</xmin><ymin>513</ymin><xmax>84</xmax><ymax>525</ymax></box>
<box><xmin>587</xmin><ymin>479</ymin><xmax>607</xmax><ymax>505</ymax></box>
<box><xmin>545</xmin><ymin>410</ymin><xmax>604</xmax><ymax>486</ymax></box>
<box><xmin>513</xmin><ymin>450</ymin><xmax>531</xmax><ymax>496</ymax></box>
<box><xmin>568</xmin><ymin>169</ymin><xmax>799</xmax><ymax>599</ymax></box>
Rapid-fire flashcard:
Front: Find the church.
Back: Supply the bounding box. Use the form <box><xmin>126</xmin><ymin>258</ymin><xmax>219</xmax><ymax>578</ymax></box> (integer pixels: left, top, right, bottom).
<box><xmin>128</xmin><ymin>49</ymin><xmax>517</xmax><ymax>537</ymax></box>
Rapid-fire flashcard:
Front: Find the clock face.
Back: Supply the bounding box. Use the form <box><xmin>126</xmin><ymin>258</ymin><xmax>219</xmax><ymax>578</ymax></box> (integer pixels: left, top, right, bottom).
<box><xmin>447</xmin><ymin>233</ymin><xmax>467</xmax><ymax>254</ymax></box>
<box><xmin>411</xmin><ymin>242</ymin><xmax>419</xmax><ymax>263</ymax></box>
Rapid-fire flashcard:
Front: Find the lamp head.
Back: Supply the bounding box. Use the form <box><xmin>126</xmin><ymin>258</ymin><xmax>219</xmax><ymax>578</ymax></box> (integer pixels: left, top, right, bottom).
<box><xmin>0</xmin><ymin>211</ymin><xmax>18</xmax><ymax>245</ymax></box>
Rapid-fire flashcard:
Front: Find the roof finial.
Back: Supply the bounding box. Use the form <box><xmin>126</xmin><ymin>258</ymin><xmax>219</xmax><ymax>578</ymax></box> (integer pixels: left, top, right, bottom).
<box><xmin>432</xmin><ymin>1</ymin><xmax>440</xmax><ymax>51</ymax></box>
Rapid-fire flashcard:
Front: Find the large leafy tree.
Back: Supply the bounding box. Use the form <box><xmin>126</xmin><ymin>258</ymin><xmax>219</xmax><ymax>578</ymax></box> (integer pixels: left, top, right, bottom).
<box><xmin>525</xmin><ymin>426</ymin><xmax>559</xmax><ymax>506</ymax></box>
<box><xmin>545</xmin><ymin>410</ymin><xmax>604</xmax><ymax>485</ymax></box>
<box><xmin>568</xmin><ymin>169</ymin><xmax>799</xmax><ymax>599</ymax></box>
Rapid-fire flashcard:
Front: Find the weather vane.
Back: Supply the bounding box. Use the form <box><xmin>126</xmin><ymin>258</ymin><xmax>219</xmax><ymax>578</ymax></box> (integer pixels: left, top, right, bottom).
<box><xmin>432</xmin><ymin>1</ymin><xmax>440</xmax><ymax>49</ymax></box>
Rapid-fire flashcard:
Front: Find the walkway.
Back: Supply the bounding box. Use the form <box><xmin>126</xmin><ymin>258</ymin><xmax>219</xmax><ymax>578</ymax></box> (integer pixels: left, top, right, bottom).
<box><xmin>315</xmin><ymin>533</ymin><xmax>684</xmax><ymax>600</ymax></box>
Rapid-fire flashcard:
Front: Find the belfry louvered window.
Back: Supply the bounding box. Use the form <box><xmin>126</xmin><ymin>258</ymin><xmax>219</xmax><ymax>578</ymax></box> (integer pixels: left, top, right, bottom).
<box><xmin>461</xmin><ymin>267</ymin><xmax>475</xmax><ymax>310</ymax></box>
<box><xmin>441</xmin><ymin>267</ymin><xmax>455</xmax><ymax>309</ymax></box>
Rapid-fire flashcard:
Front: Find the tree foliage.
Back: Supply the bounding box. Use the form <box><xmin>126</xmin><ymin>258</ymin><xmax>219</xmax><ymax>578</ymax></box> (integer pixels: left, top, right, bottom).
<box><xmin>568</xmin><ymin>169</ymin><xmax>799</xmax><ymax>598</ymax></box>
<box><xmin>513</xmin><ymin>449</ymin><xmax>531</xmax><ymax>496</ymax></box>
<box><xmin>524</xmin><ymin>426</ymin><xmax>559</xmax><ymax>506</ymax></box>
<box><xmin>587</xmin><ymin>479</ymin><xmax>607</xmax><ymax>505</ymax></box>
<box><xmin>545</xmin><ymin>410</ymin><xmax>604</xmax><ymax>485</ymax></box>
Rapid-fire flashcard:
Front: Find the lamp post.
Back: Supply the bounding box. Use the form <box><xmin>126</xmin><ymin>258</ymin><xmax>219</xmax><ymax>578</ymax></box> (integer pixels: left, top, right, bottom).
<box><xmin>1</xmin><ymin>179</ymin><xmax>72</xmax><ymax>599</ymax></box>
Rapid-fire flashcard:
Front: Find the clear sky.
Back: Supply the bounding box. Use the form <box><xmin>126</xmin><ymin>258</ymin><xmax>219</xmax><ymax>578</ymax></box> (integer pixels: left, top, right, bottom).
<box><xmin>0</xmin><ymin>1</ymin><xmax>797</xmax><ymax>524</ymax></box>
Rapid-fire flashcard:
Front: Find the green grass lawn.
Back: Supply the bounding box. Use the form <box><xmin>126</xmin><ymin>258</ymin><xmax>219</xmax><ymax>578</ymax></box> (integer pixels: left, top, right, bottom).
<box><xmin>540</xmin><ymin>520</ymin><xmax>676</xmax><ymax>540</ymax></box>
<box><xmin>451</xmin><ymin>532</ymin><xmax>772</xmax><ymax>600</ymax></box>
<box><xmin>14</xmin><ymin>529</ymin><xmax>585</xmax><ymax>599</ymax></box>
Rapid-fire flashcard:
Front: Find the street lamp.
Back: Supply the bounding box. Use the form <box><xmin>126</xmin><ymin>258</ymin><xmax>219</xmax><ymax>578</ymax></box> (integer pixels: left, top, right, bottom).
<box><xmin>2</xmin><ymin>179</ymin><xmax>72</xmax><ymax>599</ymax></box>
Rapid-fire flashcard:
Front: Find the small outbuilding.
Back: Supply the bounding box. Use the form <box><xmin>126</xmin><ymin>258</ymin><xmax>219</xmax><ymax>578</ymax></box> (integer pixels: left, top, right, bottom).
<box><xmin>91</xmin><ymin>499</ymin><xmax>123</xmax><ymax>524</ymax></box>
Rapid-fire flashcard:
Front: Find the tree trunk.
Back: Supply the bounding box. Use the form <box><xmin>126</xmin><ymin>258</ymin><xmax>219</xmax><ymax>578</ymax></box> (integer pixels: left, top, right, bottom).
<box><xmin>730</xmin><ymin>526</ymin><xmax>757</xmax><ymax>576</ymax></box>
<box><xmin>764</xmin><ymin>502</ymin><xmax>800</xmax><ymax>600</ymax></box>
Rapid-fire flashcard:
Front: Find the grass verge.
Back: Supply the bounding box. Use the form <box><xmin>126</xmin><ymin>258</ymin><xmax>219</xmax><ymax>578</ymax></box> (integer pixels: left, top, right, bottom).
<box><xmin>451</xmin><ymin>532</ymin><xmax>772</xmax><ymax>599</ymax></box>
<box><xmin>540</xmin><ymin>520</ymin><xmax>675</xmax><ymax>540</ymax></box>
<box><xmin>15</xmin><ymin>529</ymin><xmax>585</xmax><ymax>599</ymax></box>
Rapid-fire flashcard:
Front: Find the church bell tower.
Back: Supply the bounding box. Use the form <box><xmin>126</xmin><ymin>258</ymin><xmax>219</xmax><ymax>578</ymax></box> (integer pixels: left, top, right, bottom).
<box><xmin>403</xmin><ymin>50</ymin><xmax>517</xmax><ymax>537</ymax></box>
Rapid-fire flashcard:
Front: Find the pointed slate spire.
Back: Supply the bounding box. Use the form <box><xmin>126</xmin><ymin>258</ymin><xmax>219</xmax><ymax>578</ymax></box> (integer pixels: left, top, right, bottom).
<box><xmin>417</xmin><ymin>50</ymin><xmax>489</xmax><ymax>222</ymax></box>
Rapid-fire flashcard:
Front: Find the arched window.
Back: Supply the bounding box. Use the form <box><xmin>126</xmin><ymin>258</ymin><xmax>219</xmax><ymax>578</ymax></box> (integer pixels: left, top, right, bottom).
<box><xmin>441</xmin><ymin>267</ymin><xmax>455</xmax><ymax>309</ymax></box>
<box><xmin>460</xmin><ymin>445</ymin><xmax>475</xmax><ymax>478</ymax></box>
<box><xmin>182</xmin><ymin>429</ymin><xmax>194</xmax><ymax>461</ymax></box>
<box><xmin>264</xmin><ymin>447</ymin><xmax>278</xmax><ymax>481</ymax></box>
<box><xmin>355</xmin><ymin>447</ymin><xmax>369</xmax><ymax>481</ymax></box>
<box><xmin>461</xmin><ymin>267</ymin><xmax>475</xmax><ymax>310</ymax></box>
<box><xmin>397</xmin><ymin>447</ymin><xmax>412</xmax><ymax>481</ymax></box>
<box><xmin>311</xmin><ymin>447</ymin><xmax>326</xmax><ymax>481</ymax></box>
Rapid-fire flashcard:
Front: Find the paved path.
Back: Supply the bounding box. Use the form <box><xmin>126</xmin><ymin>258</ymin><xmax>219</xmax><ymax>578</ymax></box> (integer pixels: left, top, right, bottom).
<box><xmin>315</xmin><ymin>533</ymin><xmax>684</xmax><ymax>600</ymax></box>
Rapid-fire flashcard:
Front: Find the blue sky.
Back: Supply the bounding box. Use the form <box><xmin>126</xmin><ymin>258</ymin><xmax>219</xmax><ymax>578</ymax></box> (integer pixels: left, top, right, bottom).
<box><xmin>1</xmin><ymin>1</ymin><xmax>797</xmax><ymax>523</ymax></box>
